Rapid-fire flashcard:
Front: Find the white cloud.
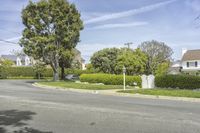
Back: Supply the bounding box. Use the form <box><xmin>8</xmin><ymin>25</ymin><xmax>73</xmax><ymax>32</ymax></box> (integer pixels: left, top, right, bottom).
<box><xmin>88</xmin><ymin>22</ymin><xmax>148</xmax><ymax>30</ymax></box>
<box><xmin>84</xmin><ymin>0</ymin><xmax>178</xmax><ymax>24</ymax></box>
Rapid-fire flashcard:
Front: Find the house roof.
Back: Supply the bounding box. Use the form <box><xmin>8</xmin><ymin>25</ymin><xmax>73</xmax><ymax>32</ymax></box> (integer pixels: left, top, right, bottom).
<box><xmin>182</xmin><ymin>49</ymin><xmax>200</xmax><ymax>61</ymax></box>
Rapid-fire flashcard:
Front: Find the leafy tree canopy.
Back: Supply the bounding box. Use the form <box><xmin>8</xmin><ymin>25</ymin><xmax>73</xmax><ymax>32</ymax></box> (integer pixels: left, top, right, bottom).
<box><xmin>115</xmin><ymin>48</ymin><xmax>147</xmax><ymax>75</ymax></box>
<box><xmin>20</xmin><ymin>0</ymin><xmax>83</xmax><ymax>81</ymax></box>
<box><xmin>90</xmin><ymin>48</ymin><xmax>121</xmax><ymax>74</ymax></box>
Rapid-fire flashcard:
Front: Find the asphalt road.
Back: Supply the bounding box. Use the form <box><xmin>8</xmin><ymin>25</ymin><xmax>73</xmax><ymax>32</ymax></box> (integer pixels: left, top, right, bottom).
<box><xmin>0</xmin><ymin>80</ymin><xmax>200</xmax><ymax>133</ymax></box>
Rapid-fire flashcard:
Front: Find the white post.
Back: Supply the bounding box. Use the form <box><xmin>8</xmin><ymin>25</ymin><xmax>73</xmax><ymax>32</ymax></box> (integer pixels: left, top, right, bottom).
<box><xmin>123</xmin><ymin>66</ymin><xmax>126</xmax><ymax>91</ymax></box>
<box><xmin>123</xmin><ymin>72</ymin><xmax>126</xmax><ymax>91</ymax></box>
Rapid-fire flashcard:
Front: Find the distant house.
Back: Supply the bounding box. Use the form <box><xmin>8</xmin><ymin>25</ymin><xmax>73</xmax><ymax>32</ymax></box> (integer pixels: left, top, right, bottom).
<box><xmin>168</xmin><ymin>60</ymin><xmax>181</xmax><ymax>75</ymax></box>
<box><xmin>73</xmin><ymin>49</ymin><xmax>86</xmax><ymax>70</ymax></box>
<box><xmin>1</xmin><ymin>54</ymin><xmax>33</xmax><ymax>66</ymax></box>
<box><xmin>181</xmin><ymin>49</ymin><xmax>200</xmax><ymax>75</ymax></box>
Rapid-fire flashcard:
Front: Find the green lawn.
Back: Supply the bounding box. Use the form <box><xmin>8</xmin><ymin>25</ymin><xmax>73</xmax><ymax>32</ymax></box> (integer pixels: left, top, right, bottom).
<box><xmin>38</xmin><ymin>81</ymin><xmax>134</xmax><ymax>90</ymax></box>
<box><xmin>120</xmin><ymin>89</ymin><xmax>200</xmax><ymax>98</ymax></box>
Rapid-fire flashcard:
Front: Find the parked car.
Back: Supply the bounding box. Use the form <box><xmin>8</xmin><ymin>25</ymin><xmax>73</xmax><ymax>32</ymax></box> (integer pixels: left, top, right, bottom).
<box><xmin>65</xmin><ymin>74</ymin><xmax>79</xmax><ymax>80</ymax></box>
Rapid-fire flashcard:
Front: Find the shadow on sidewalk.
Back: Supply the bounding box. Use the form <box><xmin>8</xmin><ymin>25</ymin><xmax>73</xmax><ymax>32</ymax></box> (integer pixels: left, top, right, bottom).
<box><xmin>0</xmin><ymin>110</ymin><xmax>52</xmax><ymax>133</ymax></box>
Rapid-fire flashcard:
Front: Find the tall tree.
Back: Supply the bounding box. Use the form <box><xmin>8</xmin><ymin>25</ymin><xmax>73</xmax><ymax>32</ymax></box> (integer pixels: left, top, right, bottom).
<box><xmin>20</xmin><ymin>0</ymin><xmax>83</xmax><ymax>81</ymax></box>
<box><xmin>90</xmin><ymin>48</ymin><xmax>121</xmax><ymax>74</ymax></box>
<box><xmin>138</xmin><ymin>40</ymin><xmax>173</xmax><ymax>74</ymax></box>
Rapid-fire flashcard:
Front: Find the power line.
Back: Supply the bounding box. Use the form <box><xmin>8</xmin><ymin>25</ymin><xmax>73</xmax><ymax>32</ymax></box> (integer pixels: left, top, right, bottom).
<box><xmin>0</xmin><ymin>28</ymin><xmax>21</xmax><ymax>35</ymax></box>
<box><xmin>0</xmin><ymin>39</ymin><xmax>19</xmax><ymax>45</ymax></box>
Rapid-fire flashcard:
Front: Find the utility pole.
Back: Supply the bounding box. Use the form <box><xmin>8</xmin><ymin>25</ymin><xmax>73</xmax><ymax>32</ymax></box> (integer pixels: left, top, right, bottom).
<box><xmin>124</xmin><ymin>42</ymin><xmax>133</xmax><ymax>49</ymax></box>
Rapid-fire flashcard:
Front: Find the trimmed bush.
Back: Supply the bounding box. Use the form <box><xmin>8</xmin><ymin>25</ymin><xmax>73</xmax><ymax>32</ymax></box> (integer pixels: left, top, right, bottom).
<box><xmin>0</xmin><ymin>66</ymin><xmax>8</xmax><ymax>79</ymax></box>
<box><xmin>65</xmin><ymin>69</ymin><xmax>96</xmax><ymax>76</ymax></box>
<box><xmin>0</xmin><ymin>66</ymin><xmax>95</xmax><ymax>79</ymax></box>
<box><xmin>6</xmin><ymin>67</ymin><xmax>35</xmax><ymax>77</ymax></box>
<box><xmin>80</xmin><ymin>74</ymin><xmax>142</xmax><ymax>87</ymax></box>
<box><xmin>155</xmin><ymin>75</ymin><xmax>200</xmax><ymax>89</ymax></box>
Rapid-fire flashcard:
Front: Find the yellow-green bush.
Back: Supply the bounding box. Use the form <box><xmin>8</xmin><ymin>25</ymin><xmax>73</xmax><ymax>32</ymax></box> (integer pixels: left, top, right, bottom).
<box><xmin>80</xmin><ymin>74</ymin><xmax>141</xmax><ymax>87</ymax></box>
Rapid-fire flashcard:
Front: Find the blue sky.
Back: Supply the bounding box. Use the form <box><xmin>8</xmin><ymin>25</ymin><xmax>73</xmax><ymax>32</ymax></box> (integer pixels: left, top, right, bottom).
<box><xmin>0</xmin><ymin>0</ymin><xmax>200</xmax><ymax>62</ymax></box>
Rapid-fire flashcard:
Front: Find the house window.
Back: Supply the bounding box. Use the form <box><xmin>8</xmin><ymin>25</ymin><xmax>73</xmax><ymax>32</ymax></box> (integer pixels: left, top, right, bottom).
<box><xmin>187</xmin><ymin>62</ymin><xmax>189</xmax><ymax>67</ymax></box>
<box><xmin>195</xmin><ymin>61</ymin><xmax>198</xmax><ymax>67</ymax></box>
<box><xmin>187</xmin><ymin>62</ymin><xmax>197</xmax><ymax>67</ymax></box>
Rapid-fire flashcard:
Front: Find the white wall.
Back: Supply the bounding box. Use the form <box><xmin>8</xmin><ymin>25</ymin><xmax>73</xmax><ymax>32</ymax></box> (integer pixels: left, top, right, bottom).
<box><xmin>25</xmin><ymin>56</ymin><xmax>30</xmax><ymax>66</ymax></box>
<box><xmin>182</xmin><ymin>60</ymin><xmax>200</xmax><ymax>71</ymax></box>
<box><xmin>16</xmin><ymin>57</ymin><xmax>22</xmax><ymax>66</ymax></box>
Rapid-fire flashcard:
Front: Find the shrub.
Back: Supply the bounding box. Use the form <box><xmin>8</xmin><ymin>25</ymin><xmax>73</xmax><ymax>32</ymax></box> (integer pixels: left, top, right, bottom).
<box><xmin>0</xmin><ymin>66</ymin><xmax>95</xmax><ymax>79</ymax></box>
<box><xmin>155</xmin><ymin>75</ymin><xmax>200</xmax><ymax>89</ymax></box>
<box><xmin>0</xmin><ymin>66</ymin><xmax>8</xmax><ymax>79</ymax></box>
<box><xmin>2</xmin><ymin>67</ymin><xmax>53</xmax><ymax>78</ymax></box>
<box><xmin>6</xmin><ymin>67</ymin><xmax>35</xmax><ymax>77</ymax></box>
<box><xmin>64</xmin><ymin>69</ymin><xmax>96</xmax><ymax>76</ymax></box>
<box><xmin>80</xmin><ymin>74</ymin><xmax>142</xmax><ymax>87</ymax></box>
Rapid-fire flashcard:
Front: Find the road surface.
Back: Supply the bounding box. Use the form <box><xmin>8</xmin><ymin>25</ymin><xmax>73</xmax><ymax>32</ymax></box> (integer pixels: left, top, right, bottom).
<box><xmin>0</xmin><ymin>80</ymin><xmax>200</xmax><ymax>133</ymax></box>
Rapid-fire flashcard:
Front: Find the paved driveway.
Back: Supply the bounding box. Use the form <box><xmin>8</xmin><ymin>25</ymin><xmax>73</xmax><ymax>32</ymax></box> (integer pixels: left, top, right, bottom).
<box><xmin>0</xmin><ymin>80</ymin><xmax>200</xmax><ymax>133</ymax></box>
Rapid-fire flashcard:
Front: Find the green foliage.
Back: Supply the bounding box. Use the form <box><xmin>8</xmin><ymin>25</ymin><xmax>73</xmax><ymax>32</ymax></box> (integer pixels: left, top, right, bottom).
<box><xmin>64</xmin><ymin>69</ymin><xmax>96</xmax><ymax>76</ymax></box>
<box><xmin>33</xmin><ymin>61</ymin><xmax>47</xmax><ymax>79</ymax></box>
<box><xmin>0</xmin><ymin>59</ymin><xmax>14</xmax><ymax>79</ymax></box>
<box><xmin>0</xmin><ymin>67</ymin><xmax>95</xmax><ymax>79</ymax></box>
<box><xmin>115</xmin><ymin>48</ymin><xmax>147</xmax><ymax>75</ymax></box>
<box><xmin>155</xmin><ymin>75</ymin><xmax>200</xmax><ymax>89</ymax></box>
<box><xmin>155</xmin><ymin>62</ymin><xmax>170</xmax><ymax>76</ymax></box>
<box><xmin>90</xmin><ymin>48</ymin><xmax>147</xmax><ymax>75</ymax></box>
<box><xmin>5</xmin><ymin>67</ymin><xmax>35</xmax><ymax>77</ymax></box>
<box><xmin>90</xmin><ymin>48</ymin><xmax>121</xmax><ymax>74</ymax></box>
<box><xmin>80</xmin><ymin>74</ymin><xmax>142</xmax><ymax>87</ymax></box>
<box><xmin>20</xmin><ymin>0</ymin><xmax>83</xmax><ymax>81</ymax></box>
<box><xmin>71</xmin><ymin>60</ymin><xmax>82</xmax><ymax>69</ymax></box>
<box><xmin>0</xmin><ymin>66</ymin><xmax>7</xmax><ymax>79</ymax></box>
<box><xmin>138</xmin><ymin>40</ymin><xmax>173</xmax><ymax>74</ymax></box>
<box><xmin>0</xmin><ymin>59</ymin><xmax>14</xmax><ymax>67</ymax></box>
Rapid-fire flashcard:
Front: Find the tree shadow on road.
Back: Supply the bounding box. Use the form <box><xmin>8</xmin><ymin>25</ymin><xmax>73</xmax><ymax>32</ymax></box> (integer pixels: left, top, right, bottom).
<box><xmin>0</xmin><ymin>127</ymin><xmax>6</xmax><ymax>133</ymax></box>
<box><xmin>0</xmin><ymin>110</ymin><xmax>53</xmax><ymax>133</ymax></box>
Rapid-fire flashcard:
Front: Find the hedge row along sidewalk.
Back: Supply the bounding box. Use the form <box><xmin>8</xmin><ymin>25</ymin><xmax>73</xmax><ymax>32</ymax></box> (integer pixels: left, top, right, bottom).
<box><xmin>120</xmin><ymin>89</ymin><xmax>200</xmax><ymax>98</ymax></box>
<box><xmin>155</xmin><ymin>75</ymin><xmax>200</xmax><ymax>89</ymax></box>
<box><xmin>0</xmin><ymin>66</ymin><xmax>95</xmax><ymax>79</ymax></box>
<box><xmin>80</xmin><ymin>74</ymin><xmax>141</xmax><ymax>87</ymax></box>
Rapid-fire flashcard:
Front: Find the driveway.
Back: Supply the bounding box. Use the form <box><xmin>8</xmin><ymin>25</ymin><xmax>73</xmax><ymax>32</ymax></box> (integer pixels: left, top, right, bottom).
<box><xmin>0</xmin><ymin>80</ymin><xmax>200</xmax><ymax>133</ymax></box>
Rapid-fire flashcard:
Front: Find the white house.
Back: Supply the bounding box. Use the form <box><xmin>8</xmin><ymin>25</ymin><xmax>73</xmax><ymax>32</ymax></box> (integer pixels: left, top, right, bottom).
<box><xmin>181</xmin><ymin>49</ymin><xmax>200</xmax><ymax>75</ymax></box>
<box><xmin>1</xmin><ymin>55</ymin><xmax>33</xmax><ymax>66</ymax></box>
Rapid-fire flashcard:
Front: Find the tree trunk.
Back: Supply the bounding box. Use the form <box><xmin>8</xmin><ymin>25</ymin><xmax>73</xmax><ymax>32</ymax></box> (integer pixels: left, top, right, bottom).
<box><xmin>53</xmin><ymin>54</ymin><xmax>60</xmax><ymax>81</ymax></box>
<box><xmin>61</xmin><ymin>65</ymin><xmax>65</xmax><ymax>80</ymax></box>
<box><xmin>38</xmin><ymin>73</ymin><xmax>41</xmax><ymax>80</ymax></box>
<box><xmin>53</xmin><ymin>70</ymin><xmax>59</xmax><ymax>81</ymax></box>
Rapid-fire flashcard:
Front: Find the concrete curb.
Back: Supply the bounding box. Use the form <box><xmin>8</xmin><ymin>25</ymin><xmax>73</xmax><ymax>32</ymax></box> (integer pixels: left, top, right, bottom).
<box><xmin>33</xmin><ymin>83</ymin><xmax>200</xmax><ymax>103</ymax></box>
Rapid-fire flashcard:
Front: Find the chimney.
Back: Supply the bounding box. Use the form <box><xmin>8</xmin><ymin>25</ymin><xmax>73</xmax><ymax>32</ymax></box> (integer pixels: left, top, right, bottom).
<box><xmin>182</xmin><ymin>48</ymin><xmax>187</xmax><ymax>56</ymax></box>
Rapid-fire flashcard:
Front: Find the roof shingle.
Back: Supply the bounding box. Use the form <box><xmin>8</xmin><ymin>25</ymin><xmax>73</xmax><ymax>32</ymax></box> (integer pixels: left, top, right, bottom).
<box><xmin>182</xmin><ymin>49</ymin><xmax>200</xmax><ymax>61</ymax></box>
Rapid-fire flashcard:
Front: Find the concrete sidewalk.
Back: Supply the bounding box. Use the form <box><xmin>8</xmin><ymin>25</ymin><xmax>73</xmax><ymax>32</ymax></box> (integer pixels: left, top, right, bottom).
<box><xmin>33</xmin><ymin>83</ymin><xmax>200</xmax><ymax>103</ymax></box>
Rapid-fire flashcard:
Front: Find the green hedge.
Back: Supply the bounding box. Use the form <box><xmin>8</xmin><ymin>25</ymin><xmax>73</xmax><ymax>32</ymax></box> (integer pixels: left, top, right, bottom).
<box><xmin>80</xmin><ymin>74</ymin><xmax>142</xmax><ymax>87</ymax></box>
<box><xmin>0</xmin><ymin>66</ymin><xmax>95</xmax><ymax>79</ymax></box>
<box><xmin>64</xmin><ymin>69</ymin><xmax>96</xmax><ymax>76</ymax></box>
<box><xmin>0</xmin><ymin>66</ymin><xmax>7</xmax><ymax>79</ymax></box>
<box><xmin>155</xmin><ymin>75</ymin><xmax>200</xmax><ymax>89</ymax></box>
